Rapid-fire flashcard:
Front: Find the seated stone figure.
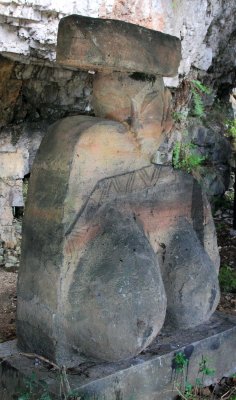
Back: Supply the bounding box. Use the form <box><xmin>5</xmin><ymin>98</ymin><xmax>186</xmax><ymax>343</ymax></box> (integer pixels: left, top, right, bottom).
<box><xmin>17</xmin><ymin>15</ymin><xmax>220</xmax><ymax>366</ymax></box>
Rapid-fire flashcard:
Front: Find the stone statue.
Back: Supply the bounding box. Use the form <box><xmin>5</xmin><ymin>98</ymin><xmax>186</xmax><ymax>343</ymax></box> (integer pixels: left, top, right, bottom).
<box><xmin>17</xmin><ymin>15</ymin><xmax>220</xmax><ymax>366</ymax></box>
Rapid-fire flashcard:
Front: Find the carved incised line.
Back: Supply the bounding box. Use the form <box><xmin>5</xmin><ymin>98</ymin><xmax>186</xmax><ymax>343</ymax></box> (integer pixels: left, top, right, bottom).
<box><xmin>65</xmin><ymin>164</ymin><xmax>163</xmax><ymax>255</ymax></box>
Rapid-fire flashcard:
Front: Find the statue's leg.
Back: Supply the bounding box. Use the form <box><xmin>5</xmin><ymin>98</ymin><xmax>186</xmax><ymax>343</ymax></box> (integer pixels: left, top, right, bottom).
<box><xmin>161</xmin><ymin>219</ymin><xmax>220</xmax><ymax>329</ymax></box>
<box><xmin>124</xmin><ymin>167</ymin><xmax>220</xmax><ymax>330</ymax></box>
<box><xmin>65</xmin><ymin>205</ymin><xmax>167</xmax><ymax>362</ymax></box>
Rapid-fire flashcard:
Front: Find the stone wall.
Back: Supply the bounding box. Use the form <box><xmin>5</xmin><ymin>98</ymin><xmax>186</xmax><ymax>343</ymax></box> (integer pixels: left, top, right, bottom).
<box><xmin>206</xmin><ymin>0</ymin><xmax>236</xmax><ymax>92</ymax></box>
<box><xmin>0</xmin><ymin>54</ymin><xmax>93</xmax><ymax>247</ymax></box>
<box><xmin>0</xmin><ymin>121</ymin><xmax>46</xmax><ymax>246</ymax></box>
<box><xmin>0</xmin><ymin>55</ymin><xmax>93</xmax><ymax>128</ymax></box>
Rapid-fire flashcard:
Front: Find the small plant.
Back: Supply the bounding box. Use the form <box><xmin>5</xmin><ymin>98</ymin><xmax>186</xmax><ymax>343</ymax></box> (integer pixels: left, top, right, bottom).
<box><xmin>190</xmin><ymin>80</ymin><xmax>211</xmax><ymax>118</ymax></box>
<box><xmin>173</xmin><ymin>352</ymin><xmax>189</xmax><ymax>373</ymax></box>
<box><xmin>18</xmin><ymin>372</ymin><xmax>52</xmax><ymax>400</ymax></box>
<box><xmin>219</xmin><ymin>264</ymin><xmax>236</xmax><ymax>292</ymax></box>
<box><xmin>225</xmin><ymin>118</ymin><xmax>236</xmax><ymax>138</ymax></box>
<box><xmin>198</xmin><ymin>356</ymin><xmax>215</xmax><ymax>377</ymax></box>
<box><xmin>225</xmin><ymin>190</ymin><xmax>235</xmax><ymax>203</ymax></box>
<box><xmin>212</xmin><ymin>191</ymin><xmax>234</xmax><ymax>215</ymax></box>
<box><xmin>172</xmin><ymin>0</ymin><xmax>177</xmax><ymax>9</ymax></box>
<box><xmin>172</xmin><ymin>110</ymin><xmax>188</xmax><ymax>123</ymax></box>
<box><xmin>173</xmin><ymin>351</ymin><xmax>189</xmax><ymax>397</ymax></box>
<box><xmin>172</xmin><ymin>142</ymin><xmax>206</xmax><ymax>173</ymax></box>
<box><xmin>173</xmin><ymin>354</ymin><xmax>216</xmax><ymax>400</ymax></box>
<box><xmin>172</xmin><ymin>141</ymin><xmax>181</xmax><ymax>169</ymax></box>
<box><xmin>193</xmin><ymin>356</ymin><xmax>215</xmax><ymax>398</ymax></box>
<box><xmin>184</xmin><ymin>382</ymin><xmax>194</xmax><ymax>399</ymax></box>
<box><xmin>215</xmin><ymin>222</ymin><xmax>227</xmax><ymax>232</ymax></box>
<box><xmin>191</xmin><ymin>80</ymin><xmax>211</xmax><ymax>95</ymax></box>
<box><xmin>18</xmin><ymin>367</ymin><xmax>81</xmax><ymax>400</ymax></box>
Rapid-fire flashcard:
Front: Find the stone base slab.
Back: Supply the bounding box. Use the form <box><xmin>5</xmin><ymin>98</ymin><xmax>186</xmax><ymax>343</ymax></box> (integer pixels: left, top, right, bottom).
<box><xmin>0</xmin><ymin>312</ymin><xmax>236</xmax><ymax>400</ymax></box>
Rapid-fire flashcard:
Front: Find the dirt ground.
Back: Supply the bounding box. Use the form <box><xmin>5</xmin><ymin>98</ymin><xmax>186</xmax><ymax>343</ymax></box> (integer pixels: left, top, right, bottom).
<box><xmin>214</xmin><ymin>194</ymin><xmax>236</xmax><ymax>317</ymax></box>
<box><xmin>0</xmin><ymin>268</ymin><xmax>17</xmax><ymax>342</ymax></box>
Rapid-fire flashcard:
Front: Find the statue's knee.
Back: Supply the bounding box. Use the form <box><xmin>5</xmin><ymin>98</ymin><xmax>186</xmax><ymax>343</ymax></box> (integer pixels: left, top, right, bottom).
<box><xmin>161</xmin><ymin>219</ymin><xmax>220</xmax><ymax>329</ymax></box>
<box><xmin>66</xmin><ymin>206</ymin><xmax>167</xmax><ymax>361</ymax></box>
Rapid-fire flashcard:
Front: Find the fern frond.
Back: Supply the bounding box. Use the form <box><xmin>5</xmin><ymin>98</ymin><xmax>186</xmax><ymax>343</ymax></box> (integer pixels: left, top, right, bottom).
<box><xmin>172</xmin><ymin>142</ymin><xmax>181</xmax><ymax>169</ymax></box>
<box><xmin>191</xmin><ymin>90</ymin><xmax>205</xmax><ymax>117</ymax></box>
<box><xmin>191</xmin><ymin>80</ymin><xmax>211</xmax><ymax>94</ymax></box>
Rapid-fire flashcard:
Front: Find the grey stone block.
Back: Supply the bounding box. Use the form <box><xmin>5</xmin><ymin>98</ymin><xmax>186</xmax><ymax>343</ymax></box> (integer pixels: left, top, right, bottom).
<box><xmin>1</xmin><ymin>313</ymin><xmax>236</xmax><ymax>400</ymax></box>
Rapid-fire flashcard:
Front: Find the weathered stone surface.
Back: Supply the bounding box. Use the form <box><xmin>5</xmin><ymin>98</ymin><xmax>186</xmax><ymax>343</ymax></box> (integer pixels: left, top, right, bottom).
<box><xmin>166</xmin><ymin>121</ymin><xmax>232</xmax><ymax>198</ymax></box>
<box><xmin>0</xmin><ymin>56</ymin><xmax>22</xmax><ymax>127</ymax></box>
<box><xmin>93</xmin><ymin>72</ymin><xmax>172</xmax><ymax>122</ymax></box>
<box><xmin>57</xmin><ymin>15</ymin><xmax>181</xmax><ymax>76</ymax></box>
<box><xmin>0</xmin><ymin>178</ymin><xmax>23</xmax><ymax>246</ymax></box>
<box><xmin>2</xmin><ymin>314</ymin><xmax>236</xmax><ymax>400</ymax></box>
<box><xmin>201</xmin><ymin>194</ymin><xmax>220</xmax><ymax>271</ymax></box>
<box><xmin>17</xmin><ymin>17</ymin><xmax>221</xmax><ymax>367</ymax></box>
<box><xmin>0</xmin><ymin>55</ymin><xmax>94</xmax><ymax>128</ymax></box>
<box><xmin>17</xmin><ymin>111</ymin><xmax>220</xmax><ymax>364</ymax></box>
<box><xmin>206</xmin><ymin>0</ymin><xmax>236</xmax><ymax>89</ymax></box>
<box><xmin>68</xmin><ymin>206</ymin><xmax>166</xmax><ymax>361</ymax></box>
<box><xmin>0</xmin><ymin>152</ymin><xmax>25</xmax><ymax>179</ymax></box>
<box><xmin>0</xmin><ymin>0</ymin><xmax>235</xmax><ymax>86</ymax></box>
<box><xmin>0</xmin><ymin>122</ymin><xmax>48</xmax><ymax>246</ymax></box>
<box><xmin>162</xmin><ymin>219</ymin><xmax>220</xmax><ymax>329</ymax></box>
<box><xmin>17</xmin><ymin>114</ymin><xmax>166</xmax><ymax>365</ymax></box>
<box><xmin>92</xmin><ymin>73</ymin><xmax>172</xmax><ymax>151</ymax></box>
<box><xmin>13</xmin><ymin>62</ymin><xmax>93</xmax><ymax>123</ymax></box>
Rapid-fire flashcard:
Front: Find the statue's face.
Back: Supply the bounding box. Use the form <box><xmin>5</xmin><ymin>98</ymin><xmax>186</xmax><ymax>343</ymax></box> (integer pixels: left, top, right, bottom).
<box><xmin>92</xmin><ymin>72</ymin><xmax>172</xmax><ymax>156</ymax></box>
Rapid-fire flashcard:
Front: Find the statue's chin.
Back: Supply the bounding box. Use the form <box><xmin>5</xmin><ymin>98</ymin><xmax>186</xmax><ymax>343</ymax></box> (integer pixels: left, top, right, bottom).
<box><xmin>134</xmin><ymin>123</ymin><xmax>165</xmax><ymax>158</ymax></box>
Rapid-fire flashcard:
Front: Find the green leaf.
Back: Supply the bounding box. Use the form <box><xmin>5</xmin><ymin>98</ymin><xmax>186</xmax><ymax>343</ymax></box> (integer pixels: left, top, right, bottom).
<box><xmin>191</xmin><ymin>80</ymin><xmax>211</xmax><ymax>94</ymax></box>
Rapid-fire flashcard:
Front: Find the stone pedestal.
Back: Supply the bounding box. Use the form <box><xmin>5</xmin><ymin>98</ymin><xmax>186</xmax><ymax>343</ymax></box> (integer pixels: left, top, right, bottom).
<box><xmin>1</xmin><ymin>314</ymin><xmax>236</xmax><ymax>400</ymax></box>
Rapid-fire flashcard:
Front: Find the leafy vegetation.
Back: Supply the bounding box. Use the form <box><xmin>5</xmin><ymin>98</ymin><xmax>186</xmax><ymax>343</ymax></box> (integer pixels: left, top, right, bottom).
<box><xmin>17</xmin><ymin>369</ymin><xmax>81</xmax><ymax>400</ymax></box>
<box><xmin>18</xmin><ymin>372</ymin><xmax>52</xmax><ymax>400</ymax></box>
<box><xmin>172</xmin><ymin>110</ymin><xmax>188</xmax><ymax>123</ymax></box>
<box><xmin>191</xmin><ymin>80</ymin><xmax>211</xmax><ymax>95</ymax></box>
<box><xmin>173</xmin><ymin>351</ymin><xmax>189</xmax><ymax>373</ymax></box>
<box><xmin>213</xmin><ymin>191</ymin><xmax>234</xmax><ymax>214</ymax></box>
<box><xmin>173</xmin><ymin>354</ymin><xmax>216</xmax><ymax>400</ymax></box>
<box><xmin>225</xmin><ymin>119</ymin><xmax>236</xmax><ymax>138</ymax></box>
<box><xmin>198</xmin><ymin>356</ymin><xmax>215</xmax><ymax>378</ymax></box>
<box><xmin>172</xmin><ymin>142</ymin><xmax>206</xmax><ymax>173</ymax></box>
<box><xmin>219</xmin><ymin>264</ymin><xmax>236</xmax><ymax>293</ymax></box>
<box><xmin>190</xmin><ymin>80</ymin><xmax>211</xmax><ymax>118</ymax></box>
